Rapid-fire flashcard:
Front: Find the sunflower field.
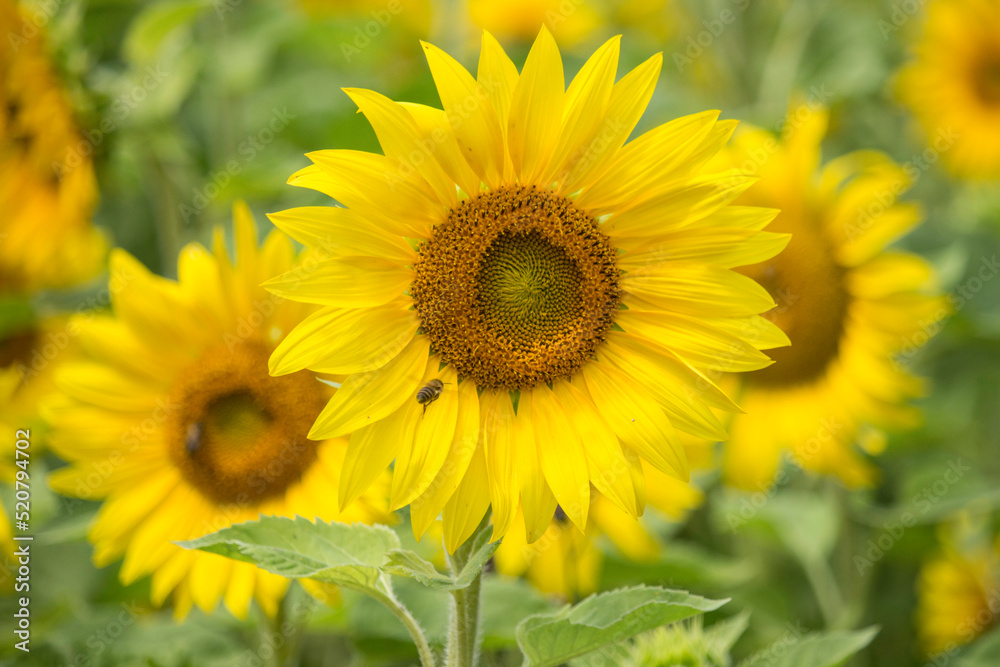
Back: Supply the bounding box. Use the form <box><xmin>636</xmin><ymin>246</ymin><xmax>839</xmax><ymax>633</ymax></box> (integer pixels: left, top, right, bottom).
<box><xmin>3</xmin><ymin>0</ymin><xmax>1000</xmax><ymax>665</ymax></box>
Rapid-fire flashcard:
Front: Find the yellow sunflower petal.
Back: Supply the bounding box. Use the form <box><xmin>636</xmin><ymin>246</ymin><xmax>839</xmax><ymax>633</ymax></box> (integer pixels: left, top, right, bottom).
<box><xmin>309</xmin><ymin>336</ymin><xmax>430</xmax><ymax>439</ymax></box>
<box><xmin>576</xmin><ymin>110</ymin><xmax>719</xmax><ymax>212</ymax></box>
<box><xmin>410</xmin><ymin>377</ymin><xmax>481</xmax><ymax>540</ymax></box>
<box><xmin>513</xmin><ymin>389</ymin><xmax>557</xmax><ymax>544</ymax></box>
<box><xmin>391</xmin><ymin>362</ymin><xmax>459</xmax><ymax>509</ymax></box>
<box><xmin>442</xmin><ymin>443</ymin><xmax>492</xmax><ymax>553</ymax></box>
<box><xmin>344</xmin><ymin>87</ymin><xmax>458</xmax><ymax>207</ymax></box>
<box><xmin>507</xmin><ymin>25</ymin><xmax>565</xmax><ymax>185</ymax></box>
<box><xmin>542</xmin><ymin>35</ymin><xmax>619</xmax><ymax>184</ymax></box>
<box><xmin>338</xmin><ymin>399</ymin><xmax>418</xmax><ymax>511</ymax></box>
<box><xmin>622</xmin><ymin>261</ymin><xmax>774</xmax><ymax>318</ymax></box>
<box><xmin>530</xmin><ymin>384</ymin><xmax>590</xmax><ymax>532</ymax></box>
<box><xmin>559</xmin><ymin>52</ymin><xmax>662</xmax><ymax>194</ymax></box>
<box><xmin>269</xmin><ymin>301</ymin><xmax>418</xmax><ymax>376</ymax></box>
<box><xmin>262</xmin><ymin>256</ymin><xmax>411</xmax><ymax>308</ymax></box>
<box><xmin>266</xmin><ymin>207</ymin><xmax>415</xmax><ymax>264</ymax></box>
<box><xmin>481</xmin><ymin>390</ymin><xmax>520</xmax><ymax>540</ymax></box>
<box><xmin>421</xmin><ymin>40</ymin><xmax>504</xmax><ymax>187</ymax></box>
<box><xmin>581</xmin><ymin>359</ymin><xmax>688</xmax><ymax>481</ymax></box>
<box><xmin>552</xmin><ymin>379</ymin><xmax>638</xmax><ymax>518</ymax></box>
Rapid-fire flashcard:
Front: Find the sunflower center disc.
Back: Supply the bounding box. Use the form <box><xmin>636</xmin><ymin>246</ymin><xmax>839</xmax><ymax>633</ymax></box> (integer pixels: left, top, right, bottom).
<box><xmin>166</xmin><ymin>341</ymin><xmax>327</xmax><ymax>505</ymax></box>
<box><xmin>412</xmin><ymin>185</ymin><xmax>620</xmax><ymax>391</ymax></box>
<box><xmin>973</xmin><ymin>55</ymin><xmax>1000</xmax><ymax>105</ymax></box>
<box><xmin>739</xmin><ymin>215</ymin><xmax>849</xmax><ymax>388</ymax></box>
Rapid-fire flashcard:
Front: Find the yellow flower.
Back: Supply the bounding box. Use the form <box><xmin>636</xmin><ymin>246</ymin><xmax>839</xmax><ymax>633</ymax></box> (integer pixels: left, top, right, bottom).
<box><xmin>494</xmin><ymin>456</ymin><xmax>703</xmax><ymax>599</ymax></box>
<box><xmin>0</xmin><ymin>0</ymin><xmax>106</xmax><ymax>295</ymax></box>
<box><xmin>467</xmin><ymin>0</ymin><xmax>602</xmax><ymax>47</ymax></box>
<box><xmin>46</xmin><ymin>204</ymin><xmax>390</xmax><ymax>619</ymax></box>
<box><xmin>896</xmin><ymin>0</ymin><xmax>1000</xmax><ymax>179</ymax></box>
<box><xmin>715</xmin><ymin>104</ymin><xmax>946</xmax><ymax>490</ymax></box>
<box><xmin>917</xmin><ymin>546</ymin><xmax>999</xmax><ymax>655</ymax></box>
<box><xmin>266</xmin><ymin>28</ymin><xmax>788</xmax><ymax>552</ymax></box>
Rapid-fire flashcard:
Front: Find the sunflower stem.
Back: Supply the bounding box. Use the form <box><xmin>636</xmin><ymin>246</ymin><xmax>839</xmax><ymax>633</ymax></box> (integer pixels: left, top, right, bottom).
<box><xmin>370</xmin><ymin>585</ymin><xmax>437</xmax><ymax>667</ymax></box>
<box><xmin>445</xmin><ymin>516</ymin><xmax>490</xmax><ymax>667</ymax></box>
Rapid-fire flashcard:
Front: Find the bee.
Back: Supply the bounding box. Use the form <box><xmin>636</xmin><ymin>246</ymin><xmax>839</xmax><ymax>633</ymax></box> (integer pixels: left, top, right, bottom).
<box><xmin>185</xmin><ymin>422</ymin><xmax>203</xmax><ymax>455</ymax></box>
<box><xmin>416</xmin><ymin>379</ymin><xmax>446</xmax><ymax>417</ymax></box>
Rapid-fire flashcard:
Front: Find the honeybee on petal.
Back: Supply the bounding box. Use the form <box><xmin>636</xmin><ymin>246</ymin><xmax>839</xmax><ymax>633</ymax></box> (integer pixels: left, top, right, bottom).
<box><xmin>416</xmin><ymin>379</ymin><xmax>445</xmax><ymax>417</ymax></box>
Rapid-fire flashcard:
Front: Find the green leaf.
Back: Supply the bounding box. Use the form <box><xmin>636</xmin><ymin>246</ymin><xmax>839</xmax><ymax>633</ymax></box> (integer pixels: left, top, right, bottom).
<box><xmin>123</xmin><ymin>0</ymin><xmax>209</xmax><ymax>63</ymax></box>
<box><xmin>383</xmin><ymin>524</ymin><xmax>500</xmax><ymax>591</ymax></box>
<box><xmin>481</xmin><ymin>578</ymin><xmax>558</xmax><ymax>649</ymax></box>
<box><xmin>177</xmin><ymin>517</ymin><xmax>400</xmax><ymax>596</ymax></box>
<box><xmin>956</xmin><ymin>627</ymin><xmax>1000</xmax><ymax>666</ymax></box>
<box><xmin>704</xmin><ymin>610</ymin><xmax>751</xmax><ymax>657</ymax></box>
<box><xmin>738</xmin><ymin>626</ymin><xmax>879</xmax><ymax>667</ymax></box>
<box><xmin>516</xmin><ymin>586</ymin><xmax>728</xmax><ymax>667</ymax></box>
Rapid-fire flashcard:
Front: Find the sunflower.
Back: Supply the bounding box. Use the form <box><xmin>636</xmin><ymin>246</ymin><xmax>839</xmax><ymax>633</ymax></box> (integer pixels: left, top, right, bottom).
<box><xmin>494</xmin><ymin>456</ymin><xmax>703</xmax><ymax>599</ymax></box>
<box><xmin>917</xmin><ymin>544</ymin><xmax>999</xmax><ymax>655</ymax></box>
<box><xmin>714</xmin><ymin>105</ymin><xmax>946</xmax><ymax>490</ymax></box>
<box><xmin>0</xmin><ymin>0</ymin><xmax>106</xmax><ymax>296</ymax></box>
<box><xmin>47</xmin><ymin>204</ymin><xmax>390</xmax><ymax>619</ymax></box>
<box><xmin>467</xmin><ymin>0</ymin><xmax>602</xmax><ymax>47</ymax></box>
<box><xmin>896</xmin><ymin>0</ymin><xmax>1000</xmax><ymax>179</ymax></box>
<box><xmin>266</xmin><ymin>27</ymin><xmax>789</xmax><ymax>552</ymax></box>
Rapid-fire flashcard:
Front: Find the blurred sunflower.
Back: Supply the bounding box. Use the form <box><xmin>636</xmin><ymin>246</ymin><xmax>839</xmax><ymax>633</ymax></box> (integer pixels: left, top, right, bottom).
<box><xmin>266</xmin><ymin>28</ymin><xmax>789</xmax><ymax>551</ymax></box>
<box><xmin>917</xmin><ymin>544</ymin><xmax>999</xmax><ymax>654</ymax></box>
<box><xmin>896</xmin><ymin>0</ymin><xmax>1000</xmax><ymax>179</ymax></box>
<box><xmin>0</xmin><ymin>0</ymin><xmax>106</xmax><ymax>296</ymax></box>
<box><xmin>467</xmin><ymin>0</ymin><xmax>602</xmax><ymax>47</ymax></box>
<box><xmin>47</xmin><ymin>204</ymin><xmax>390</xmax><ymax>619</ymax></box>
<box><xmin>715</xmin><ymin>105</ymin><xmax>946</xmax><ymax>489</ymax></box>
<box><xmin>494</xmin><ymin>456</ymin><xmax>703</xmax><ymax>599</ymax></box>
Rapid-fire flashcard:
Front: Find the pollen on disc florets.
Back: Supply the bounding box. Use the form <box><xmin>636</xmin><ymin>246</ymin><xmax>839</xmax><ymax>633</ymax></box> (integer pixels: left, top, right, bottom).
<box><xmin>411</xmin><ymin>185</ymin><xmax>620</xmax><ymax>391</ymax></box>
<box><xmin>166</xmin><ymin>341</ymin><xmax>328</xmax><ymax>505</ymax></box>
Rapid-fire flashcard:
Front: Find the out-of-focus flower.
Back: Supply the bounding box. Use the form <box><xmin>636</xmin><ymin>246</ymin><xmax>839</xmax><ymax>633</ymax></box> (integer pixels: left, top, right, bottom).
<box><xmin>715</xmin><ymin>104</ymin><xmax>946</xmax><ymax>489</ymax></box>
<box><xmin>917</xmin><ymin>540</ymin><xmax>999</xmax><ymax>655</ymax></box>
<box><xmin>0</xmin><ymin>0</ymin><xmax>106</xmax><ymax>296</ymax></box>
<box><xmin>467</xmin><ymin>0</ymin><xmax>602</xmax><ymax>48</ymax></box>
<box><xmin>46</xmin><ymin>204</ymin><xmax>390</xmax><ymax>619</ymax></box>
<box><xmin>896</xmin><ymin>0</ymin><xmax>1000</xmax><ymax>179</ymax></box>
<box><xmin>495</xmin><ymin>455</ymin><xmax>703</xmax><ymax>599</ymax></box>
<box><xmin>265</xmin><ymin>28</ymin><xmax>788</xmax><ymax>551</ymax></box>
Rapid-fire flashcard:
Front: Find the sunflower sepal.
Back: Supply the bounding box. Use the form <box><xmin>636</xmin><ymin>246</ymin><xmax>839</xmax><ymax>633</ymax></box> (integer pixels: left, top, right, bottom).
<box><xmin>383</xmin><ymin>525</ymin><xmax>499</xmax><ymax>591</ymax></box>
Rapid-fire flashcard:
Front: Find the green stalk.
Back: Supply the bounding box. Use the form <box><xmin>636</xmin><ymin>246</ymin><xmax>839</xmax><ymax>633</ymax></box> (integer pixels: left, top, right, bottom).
<box><xmin>368</xmin><ymin>587</ymin><xmax>438</xmax><ymax>667</ymax></box>
<box><xmin>445</xmin><ymin>517</ymin><xmax>490</xmax><ymax>667</ymax></box>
